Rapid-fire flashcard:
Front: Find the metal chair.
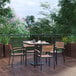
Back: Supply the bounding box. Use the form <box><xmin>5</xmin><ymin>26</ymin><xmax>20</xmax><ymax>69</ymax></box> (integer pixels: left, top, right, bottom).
<box><xmin>23</xmin><ymin>43</ymin><xmax>35</xmax><ymax>65</ymax></box>
<box><xmin>9</xmin><ymin>44</ymin><xmax>26</xmax><ymax>67</ymax></box>
<box><xmin>55</xmin><ymin>42</ymin><xmax>65</xmax><ymax>64</ymax></box>
<box><xmin>35</xmin><ymin>45</ymin><xmax>55</xmax><ymax>70</ymax></box>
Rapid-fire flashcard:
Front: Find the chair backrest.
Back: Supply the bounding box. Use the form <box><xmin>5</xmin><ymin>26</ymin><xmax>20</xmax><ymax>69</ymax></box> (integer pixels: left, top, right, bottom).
<box><xmin>23</xmin><ymin>44</ymin><xmax>35</xmax><ymax>51</ymax></box>
<box><xmin>8</xmin><ymin>44</ymin><xmax>13</xmax><ymax>50</ymax></box>
<box><xmin>42</xmin><ymin>45</ymin><xmax>54</xmax><ymax>52</ymax></box>
<box><xmin>23</xmin><ymin>44</ymin><xmax>35</xmax><ymax>47</ymax></box>
<box><xmin>55</xmin><ymin>42</ymin><xmax>64</xmax><ymax>49</ymax></box>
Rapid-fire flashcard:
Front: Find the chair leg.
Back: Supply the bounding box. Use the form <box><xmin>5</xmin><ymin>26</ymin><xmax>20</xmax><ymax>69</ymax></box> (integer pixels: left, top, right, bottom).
<box><xmin>21</xmin><ymin>56</ymin><xmax>22</xmax><ymax>64</ymax></box>
<box><xmin>9</xmin><ymin>55</ymin><xmax>11</xmax><ymax>65</ymax></box>
<box><xmin>11</xmin><ymin>56</ymin><xmax>14</xmax><ymax>67</ymax></box>
<box><xmin>37</xmin><ymin>56</ymin><xmax>40</xmax><ymax>62</ymax></box>
<box><xmin>25</xmin><ymin>53</ymin><xmax>27</xmax><ymax>66</ymax></box>
<box><xmin>40</xmin><ymin>64</ymin><xmax>42</xmax><ymax>71</ymax></box>
<box><xmin>55</xmin><ymin>50</ymin><xmax>58</xmax><ymax>65</ymax></box>
<box><xmin>45</xmin><ymin>58</ymin><xmax>47</xmax><ymax>64</ymax></box>
<box><xmin>40</xmin><ymin>58</ymin><xmax>42</xmax><ymax>71</ymax></box>
<box><xmin>23</xmin><ymin>55</ymin><xmax>24</xmax><ymax>64</ymax></box>
<box><xmin>48</xmin><ymin>57</ymin><xmax>50</xmax><ymax>67</ymax></box>
<box><xmin>53</xmin><ymin>55</ymin><xmax>56</xmax><ymax>69</ymax></box>
<box><xmin>62</xmin><ymin>49</ymin><xmax>65</xmax><ymax>63</ymax></box>
<box><xmin>55</xmin><ymin>55</ymin><xmax>57</xmax><ymax>65</ymax></box>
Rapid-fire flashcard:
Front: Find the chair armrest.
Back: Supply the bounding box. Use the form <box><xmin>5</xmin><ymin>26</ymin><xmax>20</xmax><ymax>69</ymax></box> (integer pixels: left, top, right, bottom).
<box><xmin>13</xmin><ymin>47</ymin><xmax>23</xmax><ymax>50</ymax></box>
<box><xmin>55</xmin><ymin>47</ymin><xmax>65</xmax><ymax>50</ymax></box>
<box><xmin>10</xmin><ymin>47</ymin><xmax>25</xmax><ymax>53</ymax></box>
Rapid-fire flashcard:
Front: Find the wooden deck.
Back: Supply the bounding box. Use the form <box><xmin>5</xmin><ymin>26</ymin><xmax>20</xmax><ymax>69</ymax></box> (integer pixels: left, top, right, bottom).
<box><xmin>0</xmin><ymin>54</ymin><xmax>76</xmax><ymax>76</ymax></box>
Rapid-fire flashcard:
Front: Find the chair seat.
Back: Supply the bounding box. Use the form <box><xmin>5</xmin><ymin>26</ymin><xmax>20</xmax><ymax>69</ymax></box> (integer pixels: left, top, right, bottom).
<box><xmin>27</xmin><ymin>50</ymin><xmax>34</xmax><ymax>53</ymax></box>
<box><xmin>11</xmin><ymin>53</ymin><xmax>25</xmax><ymax>56</ymax></box>
<box><xmin>23</xmin><ymin>44</ymin><xmax>35</xmax><ymax>48</ymax></box>
<box><xmin>50</xmin><ymin>50</ymin><xmax>62</xmax><ymax>53</ymax></box>
<box><xmin>13</xmin><ymin>49</ymin><xmax>25</xmax><ymax>51</ymax></box>
<box><xmin>38</xmin><ymin>54</ymin><xmax>53</xmax><ymax>58</ymax></box>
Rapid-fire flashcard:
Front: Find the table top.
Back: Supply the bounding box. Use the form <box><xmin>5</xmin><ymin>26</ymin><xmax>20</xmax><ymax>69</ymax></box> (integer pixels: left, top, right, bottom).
<box><xmin>23</xmin><ymin>41</ymin><xmax>50</xmax><ymax>45</ymax></box>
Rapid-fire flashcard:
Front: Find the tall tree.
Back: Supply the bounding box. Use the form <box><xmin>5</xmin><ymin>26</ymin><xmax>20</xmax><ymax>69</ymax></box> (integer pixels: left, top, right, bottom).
<box><xmin>53</xmin><ymin>0</ymin><xmax>76</xmax><ymax>34</ymax></box>
<box><xmin>24</xmin><ymin>15</ymin><xmax>35</xmax><ymax>35</ymax></box>
<box><xmin>25</xmin><ymin>15</ymin><xmax>35</xmax><ymax>28</ymax></box>
<box><xmin>0</xmin><ymin>0</ymin><xmax>13</xmax><ymax>18</ymax></box>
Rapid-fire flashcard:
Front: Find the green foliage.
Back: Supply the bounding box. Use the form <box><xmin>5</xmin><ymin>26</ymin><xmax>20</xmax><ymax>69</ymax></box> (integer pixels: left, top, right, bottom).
<box><xmin>11</xmin><ymin>18</ymin><xmax>29</xmax><ymax>35</ymax></box>
<box><xmin>0</xmin><ymin>0</ymin><xmax>28</xmax><ymax>44</ymax></box>
<box><xmin>30</xmin><ymin>18</ymin><xmax>53</xmax><ymax>35</ymax></box>
<box><xmin>53</xmin><ymin>0</ymin><xmax>76</xmax><ymax>34</ymax></box>
<box><xmin>0</xmin><ymin>17</ymin><xmax>14</xmax><ymax>44</ymax></box>
<box><xmin>0</xmin><ymin>16</ymin><xmax>16</xmax><ymax>34</ymax></box>
<box><xmin>62</xmin><ymin>35</ymin><xmax>76</xmax><ymax>43</ymax></box>
<box><xmin>1</xmin><ymin>36</ymin><xmax>10</xmax><ymax>44</ymax></box>
<box><xmin>25</xmin><ymin>15</ymin><xmax>35</xmax><ymax>27</ymax></box>
<box><xmin>0</xmin><ymin>0</ymin><xmax>10</xmax><ymax>8</ymax></box>
<box><xmin>62</xmin><ymin>36</ymin><xmax>69</xmax><ymax>43</ymax></box>
<box><xmin>29</xmin><ymin>2</ymin><xmax>54</xmax><ymax>35</ymax></box>
<box><xmin>68</xmin><ymin>35</ymin><xmax>76</xmax><ymax>43</ymax></box>
<box><xmin>0</xmin><ymin>16</ymin><xmax>29</xmax><ymax>44</ymax></box>
<box><xmin>0</xmin><ymin>0</ymin><xmax>13</xmax><ymax>18</ymax></box>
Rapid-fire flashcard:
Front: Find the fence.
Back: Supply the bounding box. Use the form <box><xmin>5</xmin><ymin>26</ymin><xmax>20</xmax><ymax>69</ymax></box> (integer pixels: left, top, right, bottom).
<box><xmin>0</xmin><ymin>34</ymin><xmax>76</xmax><ymax>47</ymax></box>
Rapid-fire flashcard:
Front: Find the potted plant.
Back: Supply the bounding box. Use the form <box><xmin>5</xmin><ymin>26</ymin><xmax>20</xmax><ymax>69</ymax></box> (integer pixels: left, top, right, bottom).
<box><xmin>0</xmin><ymin>17</ymin><xmax>28</xmax><ymax>57</ymax></box>
<box><xmin>1</xmin><ymin>35</ymin><xmax>11</xmax><ymax>57</ymax></box>
<box><xmin>3</xmin><ymin>36</ymin><xmax>10</xmax><ymax>57</ymax></box>
<box><xmin>0</xmin><ymin>23</ymin><xmax>11</xmax><ymax>57</ymax></box>
<box><xmin>0</xmin><ymin>16</ymin><xmax>17</xmax><ymax>57</ymax></box>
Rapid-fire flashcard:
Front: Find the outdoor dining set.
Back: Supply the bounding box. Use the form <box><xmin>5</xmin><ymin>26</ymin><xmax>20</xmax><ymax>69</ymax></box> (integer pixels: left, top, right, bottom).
<box><xmin>8</xmin><ymin>40</ymin><xmax>65</xmax><ymax>70</ymax></box>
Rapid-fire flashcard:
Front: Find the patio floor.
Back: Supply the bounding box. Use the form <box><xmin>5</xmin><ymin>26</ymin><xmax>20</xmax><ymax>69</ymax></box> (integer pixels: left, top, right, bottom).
<box><xmin>0</xmin><ymin>54</ymin><xmax>76</xmax><ymax>76</ymax></box>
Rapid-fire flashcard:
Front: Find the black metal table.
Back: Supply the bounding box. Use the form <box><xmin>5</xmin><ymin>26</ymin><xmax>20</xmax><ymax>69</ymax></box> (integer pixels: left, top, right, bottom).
<box><xmin>23</xmin><ymin>41</ymin><xmax>50</xmax><ymax>66</ymax></box>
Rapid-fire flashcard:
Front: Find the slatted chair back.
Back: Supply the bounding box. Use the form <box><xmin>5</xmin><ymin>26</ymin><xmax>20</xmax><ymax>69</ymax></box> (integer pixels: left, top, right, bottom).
<box><xmin>23</xmin><ymin>44</ymin><xmax>34</xmax><ymax>48</ymax></box>
<box><xmin>55</xmin><ymin>42</ymin><xmax>64</xmax><ymax>49</ymax></box>
<box><xmin>42</xmin><ymin>45</ymin><xmax>54</xmax><ymax>52</ymax></box>
<box><xmin>9</xmin><ymin>44</ymin><xmax>13</xmax><ymax>50</ymax></box>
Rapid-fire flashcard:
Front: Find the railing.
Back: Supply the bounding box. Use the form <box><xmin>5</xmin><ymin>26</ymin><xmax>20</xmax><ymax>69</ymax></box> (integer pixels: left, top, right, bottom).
<box><xmin>0</xmin><ymin>34</ymin><xmax>76</xmax><ymax>47</ymax></box>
